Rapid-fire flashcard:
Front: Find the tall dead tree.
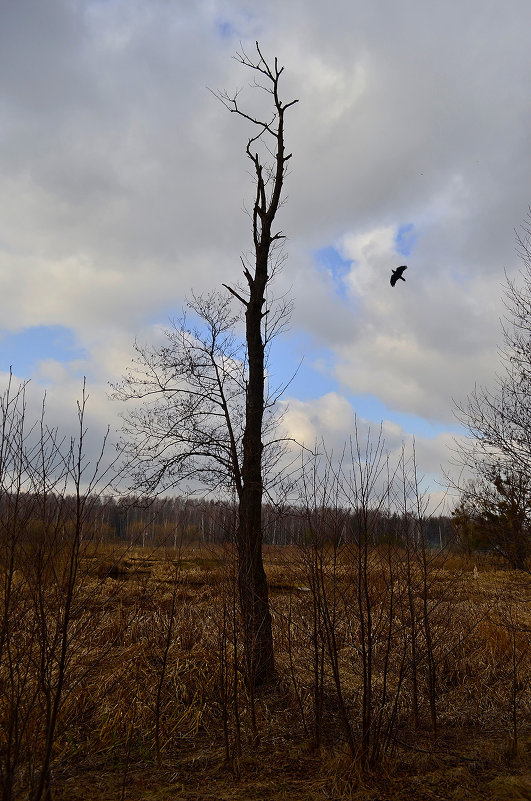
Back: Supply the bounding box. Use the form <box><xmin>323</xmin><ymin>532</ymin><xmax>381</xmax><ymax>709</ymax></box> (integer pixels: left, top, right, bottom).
<box><xmin>114</xmin><ymin>44</ymin><xmax>297</xmax><ymax>687</ymax></box>
<box><xmin>216</xmin><ymin>43</ymin><xmax>298</xmax><ymax>684</ymax></box>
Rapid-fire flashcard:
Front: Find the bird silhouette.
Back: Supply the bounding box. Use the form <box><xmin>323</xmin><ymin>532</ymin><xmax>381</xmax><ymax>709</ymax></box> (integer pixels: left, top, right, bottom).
<box><xmin>390</xmin><ymin>265</ymin><xmax>407</xmax><ymax>287</ymax></box>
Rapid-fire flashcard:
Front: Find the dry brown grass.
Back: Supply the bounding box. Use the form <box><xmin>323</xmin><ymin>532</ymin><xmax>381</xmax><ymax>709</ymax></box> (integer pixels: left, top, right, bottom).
<box><xmin>2</xmin><ymin>543</ymin><xmax>530</xmax><ymax>800</ymax></box>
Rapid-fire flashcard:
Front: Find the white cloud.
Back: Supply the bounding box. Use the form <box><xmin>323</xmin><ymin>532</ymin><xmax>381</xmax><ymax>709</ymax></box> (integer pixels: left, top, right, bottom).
<box><xmin>279</xmin><ymin>392</ymin><xmax>356</xmax><ymax>447</ymax></box>
<box><xmin>340</xmin><ymin>225</ymin><xmax>397</xmax><ymax>297</ymax></box>
<box><xmin>278</xmin><ymin>392</ymin><xmax>468</xmax><ymax>513</ymax></box>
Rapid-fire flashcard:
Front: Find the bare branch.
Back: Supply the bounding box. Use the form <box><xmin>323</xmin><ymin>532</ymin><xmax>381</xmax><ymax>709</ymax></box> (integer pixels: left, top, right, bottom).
<box><xmin>222</xmin><ymin>283</ymin><xmax>248</xmax><ymax>307</ymax></box>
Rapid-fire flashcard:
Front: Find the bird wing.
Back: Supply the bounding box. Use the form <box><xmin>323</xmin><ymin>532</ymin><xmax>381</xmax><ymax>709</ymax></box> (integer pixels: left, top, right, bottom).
<box><xmin>390</xmin><ymin>274</ymin><xmax>397</xmax><ymax>286</ymax></box>
<box><xmin>397</xmin><ymin>265</ymin><xmax>407</xmax><ymax>277</ymax></box>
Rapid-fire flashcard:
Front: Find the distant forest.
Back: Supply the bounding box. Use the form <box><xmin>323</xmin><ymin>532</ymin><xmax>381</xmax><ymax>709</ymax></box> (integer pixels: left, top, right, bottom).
<box><xmin>0</xmin><ymin>492</ymin><xmax>455</xmax><ymax>550</ymax></box>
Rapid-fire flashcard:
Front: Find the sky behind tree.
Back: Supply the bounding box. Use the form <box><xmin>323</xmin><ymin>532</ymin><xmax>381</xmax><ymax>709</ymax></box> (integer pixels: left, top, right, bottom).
<box><xmin>1</xmin><ymin>0</ymin><xmax>530</xmax><ymax>507</ymax></box>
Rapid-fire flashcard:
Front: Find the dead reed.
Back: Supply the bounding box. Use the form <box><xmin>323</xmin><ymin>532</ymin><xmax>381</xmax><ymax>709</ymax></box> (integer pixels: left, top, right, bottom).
<box><xmin>2</xmin><ymin>541</ymin><xmax>528</xmax><ymax>800</ymax></box>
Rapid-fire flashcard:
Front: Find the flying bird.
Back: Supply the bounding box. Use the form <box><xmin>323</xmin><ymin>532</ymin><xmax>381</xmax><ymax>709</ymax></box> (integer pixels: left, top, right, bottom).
<box><xmin>390</xmin><ymin>265</ymin><xmax>407</xmax><ymax>287</ymax></box>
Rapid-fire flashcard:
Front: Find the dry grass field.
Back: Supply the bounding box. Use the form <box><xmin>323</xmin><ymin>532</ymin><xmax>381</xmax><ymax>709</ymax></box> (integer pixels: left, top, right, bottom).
<box><xmin>1</xmin><ymin>541</ymin><xmax>530</xmax><ymax>801</ymax></box>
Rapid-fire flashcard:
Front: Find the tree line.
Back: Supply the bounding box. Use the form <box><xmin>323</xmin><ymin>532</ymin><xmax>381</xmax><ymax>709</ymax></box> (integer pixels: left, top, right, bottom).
<box><xmin>0</xmin><ymin>488</ymin><xmax>456</xmax><ymax>549</ymax></box>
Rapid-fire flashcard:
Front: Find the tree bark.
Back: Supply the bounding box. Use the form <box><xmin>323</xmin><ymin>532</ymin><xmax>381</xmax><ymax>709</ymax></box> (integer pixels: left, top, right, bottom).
<box><xmin>237</xmin><ymin>242</ymin><xmax>275</xmax><ymax>685</ymax></box>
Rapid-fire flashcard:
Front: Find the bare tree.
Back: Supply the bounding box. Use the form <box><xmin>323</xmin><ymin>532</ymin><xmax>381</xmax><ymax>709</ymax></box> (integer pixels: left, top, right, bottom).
<box><xmin>217</xmin><ymin>43</ymin><xmax>298</xmax><ymax>686</ymax></box>
<box><xmin>115</xmin><ymin>43</ymin><xmax>298</xmax><ymax>686</ymax></box>
<box><xmin>114</xmin><ymin>293</ymin><xmax>247</xmax><ymax>496</ymax></box>
<box><xmin>456</xmin><ymin>216</ymin><xmax>531</xmax><ymax>472</ymax></box>
<box><xmin>453</xmin><ymin>469</ymin><xmax>530</xmax><ymax>571</ymax></box>
<box><xmin>455</xmin><ymin>215</ymin><xmax>531</xmax><ymax>569</ymax></box>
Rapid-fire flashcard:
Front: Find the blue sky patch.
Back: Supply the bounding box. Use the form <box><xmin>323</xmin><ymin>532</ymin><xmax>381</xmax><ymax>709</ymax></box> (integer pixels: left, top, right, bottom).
<box><xmin>216</xmin><ymin>19</ymin><xmax>236</xmax><ymax>39</ymax></box>
<box><xmin>268</xmin><ymin>333</ymin><xmax>339</xmax><ymax>400</ymax></box>
<box><xmin>348</xmin><ymin>393</ymin><xmax>462</xmax><ymax>438</ymax></box>
<box><xmin>394</xmin><ymin>223</ymin><xmax>417</xmax><ymax>257</ymax></box>
<box><xmin>0</xmin><ymin>325</ymin><xmax>87</xmax><ymax>378</ymax></box>
<box><xmin>314</xmin><ymin>246</ymin><xmax>351</xmax><ymax>299</ymax></box>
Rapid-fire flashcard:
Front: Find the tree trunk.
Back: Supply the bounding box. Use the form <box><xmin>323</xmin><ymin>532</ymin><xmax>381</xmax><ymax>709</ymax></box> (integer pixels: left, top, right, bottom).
<box><xmin>237</xmin><ymin>491</ymin><xmax>275</xmax><ymax>685</ymax></box>
<box><xmin>237</xmin><ymin>247</ymin><xmax>275</xmax><ymax>685</ymax></box>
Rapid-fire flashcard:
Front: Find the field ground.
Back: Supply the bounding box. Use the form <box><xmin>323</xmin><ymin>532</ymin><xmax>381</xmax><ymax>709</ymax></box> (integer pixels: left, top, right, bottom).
<box><xmin>5</xmin><ymin>544</ymin><xmax>531</xmax><ymax>800</ymax></box>
<box><xmin>53</xmin><ymin>732</ymin><xmax>531</xmax><ymax>801</ymax></box>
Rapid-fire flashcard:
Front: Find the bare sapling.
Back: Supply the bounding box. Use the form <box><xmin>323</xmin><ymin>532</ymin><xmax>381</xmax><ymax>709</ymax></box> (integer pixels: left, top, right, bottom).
<box><xmin>0</xmin><ymin>377</ymin><xmax>130</xmax><ymax>801</ymax></box>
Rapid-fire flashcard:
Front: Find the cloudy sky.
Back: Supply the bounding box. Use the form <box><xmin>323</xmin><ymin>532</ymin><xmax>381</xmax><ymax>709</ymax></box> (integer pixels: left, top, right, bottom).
<box><xmin>1</xmin><ymin>0</ymin><xmax>530</xmax><ymax>505</ymax></box>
